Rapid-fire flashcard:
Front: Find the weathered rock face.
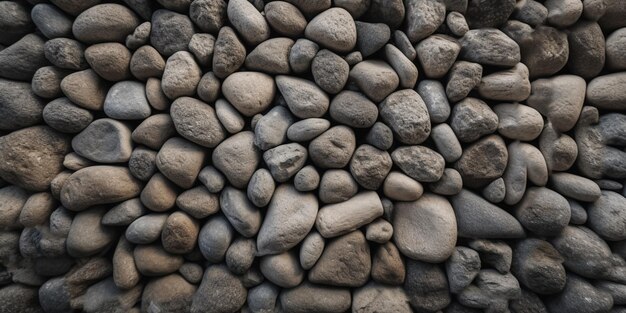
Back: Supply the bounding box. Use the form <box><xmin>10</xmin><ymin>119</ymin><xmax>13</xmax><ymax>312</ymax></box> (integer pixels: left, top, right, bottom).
<box><xmin>3</xmin><ymin>0</ymin><xmax>626</xmax><ymax>310</ymax></box>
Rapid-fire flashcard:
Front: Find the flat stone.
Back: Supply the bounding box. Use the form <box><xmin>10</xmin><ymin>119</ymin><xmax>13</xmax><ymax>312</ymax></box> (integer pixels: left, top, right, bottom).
<box><xmin>72</xmin><ymin>119</ymin><xmax>132</xmax><ymax>163</ymax></box>
<box><xmin>393</xmin><ymin>194</ymin><xmax>457</xmax><ymax>262</ymax></box>
<box><xmin>257</xmin><ymin>184</ymin><xmax>318</xmax><ymax>255</ymax></box>
<box><xmin>309</xmin><ymin>230</ymin><xmax>371</xmax><ymax>287</ymax></box>
<box><xmin>61</xmin><ymin>166</ymin><xmax>142</xmax><ymax>211</ymax></box>
<box><xmin>316</xmin><ymin>191</ymin><xmax>383</xmax><ymax>238</ymax></box>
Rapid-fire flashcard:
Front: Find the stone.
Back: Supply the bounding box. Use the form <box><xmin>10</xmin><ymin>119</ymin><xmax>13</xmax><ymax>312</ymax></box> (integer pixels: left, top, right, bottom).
<box><xmin>156</xmin><ymin>137</ymin><xmax>206</xmax><ymax>188</ymax></box>
<box><xmin>366</xmin><ymin>122</ymin><xmax>394</xmax><ymax>151</ymax></box>
<box><xmin>568</xmin><ymin>21</ymin><xmax>605</xmax><ymax>79</ymax></box>
<box><xmin>289</xmin><ymin>38</ymin><xmax>319</xmax><ymax>74</ymax></box>
<box><xmin>150</xmin><ymin>9</ymin><xmax>194</xmax><ymax>56</ymax></box>
<box><xmin>0</xmin><ymin>186</ymin><xmax>28</xmax><ymax>231</ymax></box>
<box><xmin>446</xmin><ymin>247</ymin><xmax>481</xmax><ymax>294</ymax></box>
<box><xmin>198</xmin><ymin>216</ymin><xmax>234</xmax><ymax>263</ymax></box>
<box><xmin>350</xmin><ymin>145</ymin><xmax>392</xmax><ymax>190</ymax></box>
<box><xmin>287</xmin><ymin>118</ymin><xmax>330</xmax><ymax>142</ymax></box>
<box><xmin>191</xmin><ymin>265</ymin><xmax>247</xmax><ymax>313</ymax></box>
<box><xmin>587</xmin><ymin>73</ymin><xmax>626</xmax><ymax>110</ymax></box>
<box><xmin>355</xmin><ymin>22</ymin><xmax>390</xmax><ymax>57</ymax></box>
<box><xmin>188</xmin><ymin>33</ymin><xmax>215</xmax><ymax>67</ymax></box>
<box><xmin>189</xmin><ymin>0</ymin><xmax>227</xmax><ymax>34</ymax></box>
<box><xmin>197</xmin><ymin>72</ymin><xmax>221</xmax><ymax>103</ymax></box>
<box><xmin>478</xmin><ymin>63</ymin><xmax>531</xmax><ymax>101</ymax></box>
<box><xmin>516</xmin><ymin>25</ymin><xmax>569</xmax><ymax>78</ymax></box>
<box><xmin>451</xmin><ymin>189</ymin><xmax>525</xmax><ymax>238</ymax></box>
<box><xmin>263</xmin><ymin>143</ymin><xmax>308</xmax><ymax>183</ymax></box>
<box><xmin>60</xmin><ymin>69</ymin><xmax>108</xmax><ymax>110</ymax></box>
<box><xmin>312</xmin><ymin>49</ymin><xmax>349</xmax><ymax>94</ymax></box>
<box><xmin>72</xmin><ymin>118</ymin><xmax>132</xmax><ymax>163</ymax></box>
<box><xmin>515</xmin><ymin>187</ymin><xmax>571</xmax><ymax>236</ymax></box>
<box><xmin>260</xmin><ymin>251</ymin><xmax>304</xmax><ymax>288</ymax></box>
<box><xmin>125</xmin><ymin>21</ymin><xmax>150</xmax><ymax>50</ymax></box>
<box><xmin>512</xmin><ymin>239</ymin><xmax>566</xmax><ymax>295</ymax></box>
<box><xmin>446</xmin><ymin>61</ymin><xmax>482</xmax><ymax>102</ymax></box>
<box><xmin>279</xmin><ymin>282</ymin><xmax>351</xmax><ymax>313</ymax></box>
<box><xmin>391</xmin><ymin>145</ymin><xmax>445</xmax><ymax>182</ymax></box>
<box><xmin>265</xmin><ymin>1</ymin><xmax>307</xmax><ymax>37</ymax></box>
<box><xmin>257</xmin><ymin>185</ymin><xmax>318</xmax><ymax>255</ymax></box>
<box><xmin>226</xmin><ymin>238</ymin><xmax>256</xmax><ymax>275</ymax></box>
<box><xmin>371</xmin><ymin>242</ymin><xmax>406</xmax><ymax>285</ymax></box>
<box><xmin>247</xmin><ymin>283</ymin><xmax>280</xmax><ymax>313</ymax></box>
<box><xmin>142</xmin><ymin>274</ymin><xmax>196</xmax><ymax>313</ymax></box>
<box><xmin>60</xmin><ymin>166</ymin><xmax>142</xmax><ymax>211</ymax></box>
<box><xmin>352</xmin><ymin>283</ymin><xmax>412</xmax><ymax>313</ymax></box>
<box><xmin>405</xmin><ymin>0</ymin><xmax>446</xmax><ymax>43</ymax></box>
<box><xmin>450</xmin><ymin>97</ymin><xmax>498</xmax><ymax>143</ymax></box>
<box><xmin>43</xmin><ymin>98</ymin><xmax>93</xmax><ymax>134</ymax></box>
<box><xmin>213</xmin><ymin>131</ymin><xmax>260</xmax><ymax>188</ymax></box>
<box><xmin>309</xmin><ymin>231</ymin><xmax>371</xmax><ymax>287</ymax></box>
<box><xmin>198</xmin><ymin>166</ymin><xmax>225</xmax><ymax>194</ymax></box>
<box><xmin>383</xmin><ymin>172</ymin><xmax>423</xmax><ymax>201</ymax></box>
<box><xmin>465</xmin><ymin>0</ymin><xmax>516</xmax><ymax>28</ymax></box>
<box><xmin>179</xmin><ymin>263</ymin><xmax>203</xmax><ymax>284</ymax></box>
<box><xmin>459</xmin><ymin>29</ymin><xmax>521</xmax><ymax>67</ymax></box>
<box><xmin>0</xmin><ymin>284</ymin><xmax>42</xmax><ymax>313</ymax></box>
<box><xmin>294</xmin><ymin>166</ymin><xmax>320</xmax><ymax>192</ymax></box>
<box><xmin>300</xmin><ymin>231</ymin><xmax>325</xmax><ymax>270</ymax></box>
<box><xmin>545</xmin><ymin>0</ymin><xmax>583</xmax><ymax>27</ymax></box>
<box><xmin>349</xmin><ymin>60</ymin><xmax>399</xmax><ymax>102</ymax></box>
<box><xmin>176</xmin><ymin>186</ymin><xmax>219</xmax><ymax>219</ymax></box>
<box><xmin>588</xmin><ymin>191</ymin><xmax>626</xmax><ymax>240</ymax></box>
<box><xmin>32</xmin><ymin>66</ymin><xmax>70</xmax><ymax>99</ymax></box>
<box><xmin>309</xmin><ymin>126</ymin><xmax>356</xmax><ymax>169</ymax></box>
<box><xmin>447</xmin><ymin>11</ymin><xmax>469</xmax><ymax>36</ymax></box>
<box><xmin>494</xmin><ymin>103</ymin><xmax>543</xmax><ymax>141</ymax></box>
<box><xmin>113</xmin><ymin>238</ymin><xmax>140</xmax><ymax>289</ymax></box>
<box><xmin>0</xmin><ymin>80</ymin><xmax>43</xmax><ymax>130</ymax></box>
<box><xmin>0</xmin><ymin>34</ymin><xmax>47</xmax><ymax>81</ymax></box>
<box><xmin>222</xmin><ymin>72</ymin><xmax>276</xmax><ymax>116</ymax></box>
<box><xmin>227</xmin><ymin>0</ymin><xmax>270</xmax><ymax>45</ymax></box>
<box><xmin>128</xmin><ymin>147</ymin><xmax>157</xmax><ymax>181</ymax></box>
<box><xmin>0</xmin><ymin>126</ymin><xmax>70</xmax><ymax>185</ymax></box>
<box><xmin>134</xmin><ymin>244</ymin><xmax>184</xmax><ymax>276</ymax></box>
<box><xmin>82</xmin><ymin>278</ymin><xmax>141</xmax><ymax>313</ymax></box>
<box><xmin>431</xmin><ymin>123</ymin><xmax>462</xmax><ymax>163</ymax></box>
<box><xmin>551</xmin><ymin>226</ymin><xmax>613</xmax><ymax>278</ymax></box>
<box><xmin>145</xmin><ymin>78</ymin><xmax>170</xmax><ymax>110</ymax></box>
<box><xmin>469</xmin><ymin>239</ymin><xmax>512</xmax><ymax>274</ymax></box>
<box><xmin>212</xmin><ymin>26</ymin><xmax>246</xmax><ymax>78</ymax></box>
<box><xmin>131</xmin><ymin>114</ymin><xmax>175</xmax><ymax>150</ymax></box>
<box><xmin>247</xmin><ymin>169</ymin><xmax>275</xmax><ymax>207</ymax></box>
<box><xmin>141</xmin><ymin>173</ymin><xmax>178</xmax><ymax>212</ymax></box>
<box><xmin>129</xmin><ymin>46</ymin><xmax>165</xmax><ymax>80</ymax></box>
<box><xmin>72</xmin><ymin>4</ymin><xmax>140</xmax><ymax>43</ymax></box>
<box><xmin>85</xmin><ymin>43</ymin><xmax>131</xmax><ymax>81</ymax></box>
<box><xmin>455</xmin><ymin>135</ymin><xmax>508</xmax><ymax>187</ymax></box>
<box><xmin>546</xmin><ymin>274</ymin><xmax>613</xmax><ymax>313</ymax></box>
<box><xmin>417</xmin><ymin>80</ymin><xmax>450</xmax><ymax>124</ymax></box>
<box><xmin>162</xmin><ymin>211</ymin><xmax>199</xmax><ymax>254</ymax></box>
<box><xmin>246</xmin><ymin>38</ymin><xmax>294</xmax><ymax>75</ymax></box>
<box><xmin>607</xmin><ymin>28</ymin><xmax>626</xmax><ymax>70</ymax></box>
<box><xmin>363</xmin><ymin>0</ymin><xmax>405</xmax><ymax>28</ymax></box>
<box><xmin>103</xmin><ymin>81</ymin><xmax>151</xmax><ymax>120</ymax></box>
<box><xmin>319</xmin><ymin>170</ymin><xmax>359</xmax><ymax>204</ymax></box>
<box><xmin>276</xmin><ymin>75</ymin><xmax>329</xmax><ymax>118</ymax></box>
<box><xmin>171</xmin><ymin>97</ymin><xmax>225</xmax><ymax>148</ymax></box>
<box><xmin>31</xmin><ymin>4</ymin><xmax>73</xmax><ymax>39</ymax></box>
<box><xmin>417</xmin><ymin>35</ymin><xmax>460</xmax><ymax>79</ymax></box>
<box><xmin>44</xmin><ymin>38</ymin><xmax>87</xmax><ymax>70</ymax></box>
<box><xmin>393</xmin><ymin>194</ymin><xmax>457</xmax><ymax>262</ymax></box>
<box><xmin>19</xmin><ymin>192</ymin><xmax>55</xmax><ymax>228</ymax></box>
<box><xmin>254</xmin><ymin>106</ymin><xmax>295</xmax><ymax>150</ymax></box>
<box><xmin>66</xmin><ymin>207</ymin><xmax>117</xmax><ymax>257</ymax></box>
<box><xmin>102</xmin><ymin>198</ymin><xmax>147</xmax><ymax>226</ymax></box>
<box><xmin>316</xmin><ymin>192</ymin><xmax>383</xmax><ymax>238</ymax></box>
<box><xmin>503</xmin><ymin>142</ymin><xmax>549</xmax><ymax>205</ymax></box>
<box><xmin>550</xmin><ymin>172</ymin><xmax>601</xmax><ymax>202</ymax></box>
<box><xmin>220</xmin><ymin>187</ymin><xmax>262</xmax><ymax>237</ymax></box>
<box><xmin>385</xmin><ymin>43</ymin><xmax>418</xmax><ymax>89</ymax></box>
<box><xmin>126</xmin><ymin>213</ymin><xmax>167</xmax><ymax>244</ymax></box>
<box><xmin>379</xmin><ymin>89</ymin><xmax>431</xmax><ymax>145</ymax></box>
<box><xmin>404</xmin><ymin>259</ymin><xmax>451</xmax><ymax>312</ymax></box>
<box><xmin>305</xmin><ymin>8</ymin><xmax>356</xmax><ymax>53</ymax></box>
<box><xmin>161</xmin><ymin>51</ymin><xmax>202</xmax><ymax>100</ymax></box>
<box><xmin>328</xmin><ymin>91</ymin><xmax>376</xmax><ymax>128</ymax></box>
